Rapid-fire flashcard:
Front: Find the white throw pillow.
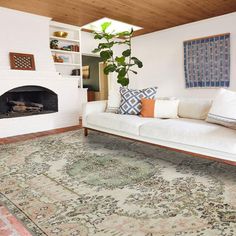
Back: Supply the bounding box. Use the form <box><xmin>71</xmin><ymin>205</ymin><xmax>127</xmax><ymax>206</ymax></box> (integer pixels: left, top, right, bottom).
<box><xmin>178</xmin><ymin>99</ymin><xmax>212</xmax><ymax>120</ymax></box>
<box><xmin>206</xmin><ymin>88</ymin><xmax>236</xmax><ymax>129</ymax></box>
<box><xmin>106</xmin><ymin>89</ymin><xmax>121</xmax><ymax>113</ymax></box>
<box><xmin>154</xmin><ymin>100</ymin><xmax>179</xmax><ymax>119</ymax></box>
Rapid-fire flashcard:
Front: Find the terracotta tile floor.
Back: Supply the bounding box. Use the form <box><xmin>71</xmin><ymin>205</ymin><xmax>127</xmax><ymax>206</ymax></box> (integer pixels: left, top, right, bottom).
<box><xmin>0</xmin><ymin>125</ymin><xmax>82</xmax><ymax>145</ymax></box>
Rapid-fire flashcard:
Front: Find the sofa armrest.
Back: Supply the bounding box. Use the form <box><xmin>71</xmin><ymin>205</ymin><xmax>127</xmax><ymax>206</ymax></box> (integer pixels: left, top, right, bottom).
<box><xmin>82</xmin><ymin>100</ymin><xmax>107</xmax><ymax>127</ymax></box>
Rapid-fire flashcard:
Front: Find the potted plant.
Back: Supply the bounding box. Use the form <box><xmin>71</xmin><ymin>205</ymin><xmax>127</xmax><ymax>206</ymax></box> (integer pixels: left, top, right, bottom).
<box><xmin>92</xmin><ymin>22</ymin><xmax>143</xmax><ymax>87</ymax></box>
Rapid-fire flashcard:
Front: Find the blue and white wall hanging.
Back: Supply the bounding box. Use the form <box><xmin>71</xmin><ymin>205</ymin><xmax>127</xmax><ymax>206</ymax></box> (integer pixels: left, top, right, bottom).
<box><xmin>184</xmin><ymin>33</ymin><xmax>230</xmax><ymax>88</ymax></box>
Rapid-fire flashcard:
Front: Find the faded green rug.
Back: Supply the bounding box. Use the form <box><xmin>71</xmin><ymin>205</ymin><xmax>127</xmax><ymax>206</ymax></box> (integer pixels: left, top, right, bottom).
<box><xmin>0</xmin><ymin>130</ymin><xmax>236</xmax><ymax>236</ymax></box>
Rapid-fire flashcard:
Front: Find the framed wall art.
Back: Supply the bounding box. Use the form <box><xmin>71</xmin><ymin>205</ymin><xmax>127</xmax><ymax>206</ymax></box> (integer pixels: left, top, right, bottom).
<box><xmin>82</xmin><ymin>65</ymin><xmax>90</xmax><ymax>79</ymax></box>
<box><xmin>184</xmin><ymin>33</ymin><xmax>230</xmax><ymax>88</ymax></box>
<box><xmin>9</xmin><ymin>52</ymin><xmax>36</xmax><ymax>71</ymax></box>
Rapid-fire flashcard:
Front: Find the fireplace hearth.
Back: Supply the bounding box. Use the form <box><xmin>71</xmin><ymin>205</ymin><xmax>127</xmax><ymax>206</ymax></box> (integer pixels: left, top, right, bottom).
<box><xmin>0</xmin><ymin>86</ymin><xmax>58</xmax><ymax>119</ymax></box>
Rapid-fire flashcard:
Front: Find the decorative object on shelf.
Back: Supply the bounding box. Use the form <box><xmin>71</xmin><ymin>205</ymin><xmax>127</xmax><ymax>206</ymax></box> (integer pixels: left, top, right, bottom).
<box><xmin>92</xmin><ymin>22</ymin><xmax>143</xmax><ymax>87</ymax></box>
<box><xmin>71</xmin><ymin>45</ymin><xmax>80</xmax><ymax>52</ymax></box>
<box><xmin>9</xmin><ymin>52</ymin><xmax>36</xmax><ymax>70</ymax></box>
<box><xmin>71</xmin><ymin>69</ymin><xmax>80</xmax><ymax>76</ymax></box>
<box><xmin>60</xmin><ymin>45</ymin><xmax>80</xmax><ymax>52</ymax></box>
<box><xmin>50</xmin><ymin>20</ymin><xmax>82</xmax><ymax>87</ymax></box>
<box><xmin>50</xmin><ymin>40</ymin><xmax>59</xmax><ymax>49</ymax></box>
<box><xmin>61</xmin><ymin>45</ymin><xmax>72</xmax><ymax>51</ymax></box>
<box><xmin>59</xmin><ymin>55</ymin><xmax>70</xmax><ymax>63</ymax></box>
<box><xmin>184</xmin><ymin>33</ymin><xmax>230</xmax><ymax>88</ymax></box>
<box><xmin>82</xmin><ymin>65</ymin><xmax>90</xmax><ymax>79</ymax></box>
<box><xmin>53</xmin><ymin>31</ymin><xmax>68</xmax><ymax>38</ymax></box>
<box><xmin>53</xmin><ymin>54</ymin><xmax>64</xmax><ymax>63</ymax></box>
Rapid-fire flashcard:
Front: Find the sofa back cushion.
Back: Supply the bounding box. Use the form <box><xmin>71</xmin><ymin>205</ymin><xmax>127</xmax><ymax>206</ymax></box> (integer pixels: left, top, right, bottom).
<box><xmin>206</xmin><ymin>88</ymin><xmax>236</xmax><ymax>129</ymax></box>
<box><xmin>178</xmin><ymin>99</ymin><xmax>212</xmax><ymax>120</ymax></box>
<box><xmin>141</xmin><ymin>98</ymin><xmax>179</xmax><ymax>119</ymax></box>
<box><xmin>118</xmin><ymin>87</ymin><xmax>158</xmax><ymax>115</ymax></box>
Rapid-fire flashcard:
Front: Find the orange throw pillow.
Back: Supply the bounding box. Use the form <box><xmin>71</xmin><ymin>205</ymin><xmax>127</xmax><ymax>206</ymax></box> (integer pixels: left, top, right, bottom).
<box><xmin>140</xmin><ymin>98</ymin><xmax>155</xmax><ymax>117</ymax></box>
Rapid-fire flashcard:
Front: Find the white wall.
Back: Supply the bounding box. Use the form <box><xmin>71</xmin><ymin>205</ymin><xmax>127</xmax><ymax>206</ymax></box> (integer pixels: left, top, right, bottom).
<box><xmin>0</xmin><ymin>7</ymin><xmax>55</xmax><ymax>72</ymax></box>
<box><xmin>129</xmin><ymin>12</ymin><xmax>236</xmax><ymax>98</ymax></box>
<box><xmin>0</xmin><ymin>7</ymin><xmax>87</xmax><ymax>137</ymax></box>
<box><xmin>81</xmin><ymin>31</ymin><xmax>98</xmax><ymax>55</ymax></box>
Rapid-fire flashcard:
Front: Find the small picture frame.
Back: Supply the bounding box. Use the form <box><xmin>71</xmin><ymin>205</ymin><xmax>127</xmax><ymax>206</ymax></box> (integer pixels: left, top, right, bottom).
<box><xmin>9</xmin><ymin>52</ymin><xmax>36</xmax><ymax>71</ymax></box>
<box><xmin>82</xmin><ymin>65</ymin><xmax>90</xmax><ymax>79</ymax></box>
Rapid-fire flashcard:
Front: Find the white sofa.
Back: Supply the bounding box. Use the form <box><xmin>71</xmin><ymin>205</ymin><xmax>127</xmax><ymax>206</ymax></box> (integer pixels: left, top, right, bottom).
<box><xmin>82</xmin><ymin>100</ymin><xmax>236</xmax><ymax>165</ymax></box>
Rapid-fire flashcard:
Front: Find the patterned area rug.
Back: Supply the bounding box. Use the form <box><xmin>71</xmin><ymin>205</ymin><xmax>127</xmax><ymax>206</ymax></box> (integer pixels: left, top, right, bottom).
<box><xmin>0</xmin><ymin>130</ymin><xmax>236</xmax><ymax>236</ymax></box>
<box><xmin>0</xmin><ymin>204</ymin><xmax>32</xmax><ymax>236</ymax></box>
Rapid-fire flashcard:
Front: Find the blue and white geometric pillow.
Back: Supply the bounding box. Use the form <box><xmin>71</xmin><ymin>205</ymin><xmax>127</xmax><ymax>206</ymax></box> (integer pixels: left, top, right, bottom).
<box><xmin>118</xmin><ymin>87</ymin><xmax>158</xmax><ymax>115</ymax></box>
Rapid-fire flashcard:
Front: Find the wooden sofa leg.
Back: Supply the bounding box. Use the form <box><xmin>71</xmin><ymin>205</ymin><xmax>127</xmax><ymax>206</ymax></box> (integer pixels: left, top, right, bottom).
<box><xmin>84</xmin><ymin>128</ymin><xmax>88</xmax><ymax>136</ymax></box>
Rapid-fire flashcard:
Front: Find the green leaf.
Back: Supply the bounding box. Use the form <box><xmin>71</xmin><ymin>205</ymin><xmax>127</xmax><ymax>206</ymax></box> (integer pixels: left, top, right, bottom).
<box><xmin>98</xmin><ymin>42</ymin><xmax>114</xmax><ymax>49</ymax></box>
<box><xmin>94</xmin><ymin>34</ymin><xmax>103</xmax><ymax>40</ymax></box>
<box><xmin>117</xmin><ymin>31</ymin><xmax>132</xmax><ymax>37</ymax></box>
<box><xmin>115</xmin><ymin>40</ymin><xmax>130</xmax><ymax>46</ymax></box>
<box><xmin>100</xmin><ymin>50</ymin><xmax>113</xmax><ymax>61</ymax></box>
<box><xmin>117</xmin><ymin>77</ymin><xmax>129</xmax><ymax>87</ymax></box>
<box><xmin>104</xmin><ymin>64</ymin><xmax>117</xmax><ymax>75</ymax></box>
<box><xmin>92</xmin><ymin>48</ymin><xmax>101</xmax><ymax>53</ymax></box>
<box><xmin>118</xmin><ymin>68</ymin><xmax>127</xmax><ymax>77</ymax></box>
<box><xmin>131</xmin><ymin>57</ymin><xmax>143</xmax><ymax>68</ymax></box>
<box><xmin>115</xmin><ymin>56</ymin><xmax>125</xmax><ymax>64</ymax></box>
<box><xmin>104</xmin><ymin>33</ymin><xmax>115</xmax><ymax>40</ymax></box>
<box><xmin>122</xmin><ymin>49</ymin><xmax>131</xmax><ymax>57</ymax></box>
<box><xmin>101</xmin><ymin>22</ymin><xmax>112</xmax><ymax>32</ymax></box>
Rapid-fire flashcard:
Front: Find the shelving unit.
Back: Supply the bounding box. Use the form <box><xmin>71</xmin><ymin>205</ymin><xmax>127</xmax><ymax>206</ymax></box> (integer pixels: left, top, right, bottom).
<box><xmin>49</xmin><ymin>21</ymin><xmax>82</xmax><ymax>87</ymax></box>
<box><xmin>51</xmin><ymin>49</ymin><xmax>80</xmax><ymax>55</ymax></box>
<box><xmin>49</xmin><ymin>36</ymin><xmax>80</xmax><ymax>43</ymax></box>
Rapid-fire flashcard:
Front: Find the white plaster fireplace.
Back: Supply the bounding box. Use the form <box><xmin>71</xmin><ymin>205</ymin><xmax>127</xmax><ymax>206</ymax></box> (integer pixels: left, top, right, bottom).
<box><xmin>0</xmin><ymin>7</ymin><xmax>87</xmax><ymax>138</ymax></box>
<box><xmin>0</xmin><ymin>71</ymin><xmax>86</xmax><ymax>138</ymax></box>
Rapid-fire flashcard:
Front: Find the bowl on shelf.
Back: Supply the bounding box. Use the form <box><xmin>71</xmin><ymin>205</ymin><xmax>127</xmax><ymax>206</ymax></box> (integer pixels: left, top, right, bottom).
<box><xmin>53</xmin><ymin>31</ymin><xmax>68</xmax><ymax>38</ymax></box>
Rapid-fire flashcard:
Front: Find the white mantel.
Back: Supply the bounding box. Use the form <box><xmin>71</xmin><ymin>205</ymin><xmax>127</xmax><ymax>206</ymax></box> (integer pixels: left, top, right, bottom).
<box><xmin>0</xmin><ymin>7</ymin><xmax>87</xmax><ymax>138</ymax></box>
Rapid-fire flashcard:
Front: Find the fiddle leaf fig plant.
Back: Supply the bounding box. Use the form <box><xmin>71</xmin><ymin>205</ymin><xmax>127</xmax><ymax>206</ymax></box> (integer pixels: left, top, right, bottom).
<box><xmin>92</xmin><ymin>22</ymin><xmax>143</xmax><ymax>87</ymax></box>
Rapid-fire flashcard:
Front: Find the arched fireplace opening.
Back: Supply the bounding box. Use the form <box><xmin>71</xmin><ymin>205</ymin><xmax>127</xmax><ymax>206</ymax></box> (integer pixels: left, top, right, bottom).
<box><xmin>0</xmin><ymin>86</ymin><xmax>58</xmax><ymax>119</ymax></box>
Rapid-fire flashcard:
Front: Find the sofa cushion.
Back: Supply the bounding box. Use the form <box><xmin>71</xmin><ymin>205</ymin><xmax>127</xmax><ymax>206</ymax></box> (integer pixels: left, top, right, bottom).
<box><xmin>86</xmin><ymin>112</ymin><xmax>152</xmax><ymax>136</ymax></box>
<box><xmin>118</xmin><ymin>87</ymin><xmax>158</xmax><ymax>115</ymax></box>
<box><xmin>141</xmin><ymin>98</ymin><xmax>179</xmax><ymax>119</ymax></box>
<box><xmin>206</xmin><ymin>88</ymin><xmax>236</xmax><ymax>129</ymax></box>
<box><xmin>178</xmin><ymin>99</ymin><xmax>212</xmax><ymax>120</ymax></box>
<box><xmin>140</xmin><ymin>118</ymin><xmax>236</xmax><ymax>154</ymax></box>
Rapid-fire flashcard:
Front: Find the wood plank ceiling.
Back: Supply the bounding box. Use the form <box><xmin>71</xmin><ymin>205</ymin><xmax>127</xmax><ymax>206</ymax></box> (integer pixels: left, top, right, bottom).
<box><xmin>0</xmin><ymin>0</ymin><xmax>236</xmax><ymax>36</ymax></box>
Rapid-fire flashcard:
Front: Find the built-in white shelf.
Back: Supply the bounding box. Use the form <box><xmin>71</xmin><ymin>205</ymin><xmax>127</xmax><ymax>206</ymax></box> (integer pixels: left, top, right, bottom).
<box><xmin>62</xmin><ymin>75</ymin><xmax>81</xmax><ymax>79</ymax></box>
<box><xmin>50</xmin><ymin>20</ymin><xmax>83</xmax><ymax>88</ymax></box>
<box><xmin>54</xmin><ymin>62</ymin><xmax>80</xmax><ymax>66</ymax></box>
<box><xmin>51</xmin><ymin>49</ymin><xmax>80</xmax><ymax>55</ymax></box>
<box><xmin>50</xmin><ymin>36</ymin><xmax>80</xmax><ymax>43</ymax></box>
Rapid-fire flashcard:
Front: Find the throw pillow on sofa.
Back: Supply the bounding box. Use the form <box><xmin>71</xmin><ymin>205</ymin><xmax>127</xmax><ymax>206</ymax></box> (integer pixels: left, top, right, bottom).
<box><xmin>178</xmin><ymin>99</ymin><xmax>212</xmax><ymax>120</ymax></box>
<box><xmin>106</xmin><ymin>89</ymin><xmax>121</xmax><ymax>113</ymax></box>
<box><xmin>141</xmin><ymin>98</ymin><xmax>179</xmax><ymax>119</ymax></box>
<box><xmin>206</xmin><ymin>88</ymin><xmax>236</xmax><ymax>129</ymax></box>
<box><xmin>118</xmin><ymin>87</ymin><xmax>158</xmax><ymax>115</ymax></box>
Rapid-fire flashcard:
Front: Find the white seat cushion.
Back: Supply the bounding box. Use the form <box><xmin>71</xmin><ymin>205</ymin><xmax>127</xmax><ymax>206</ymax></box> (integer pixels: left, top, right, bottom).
<box><xmin>86</xmin><ymin>113</ymin><xmax>152</xmax><ymax>136</ymax></box>
<box><xmin>140</xmin><ymin>118</ymin><xmax>236</xmax><ymax>154</ymax></box>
